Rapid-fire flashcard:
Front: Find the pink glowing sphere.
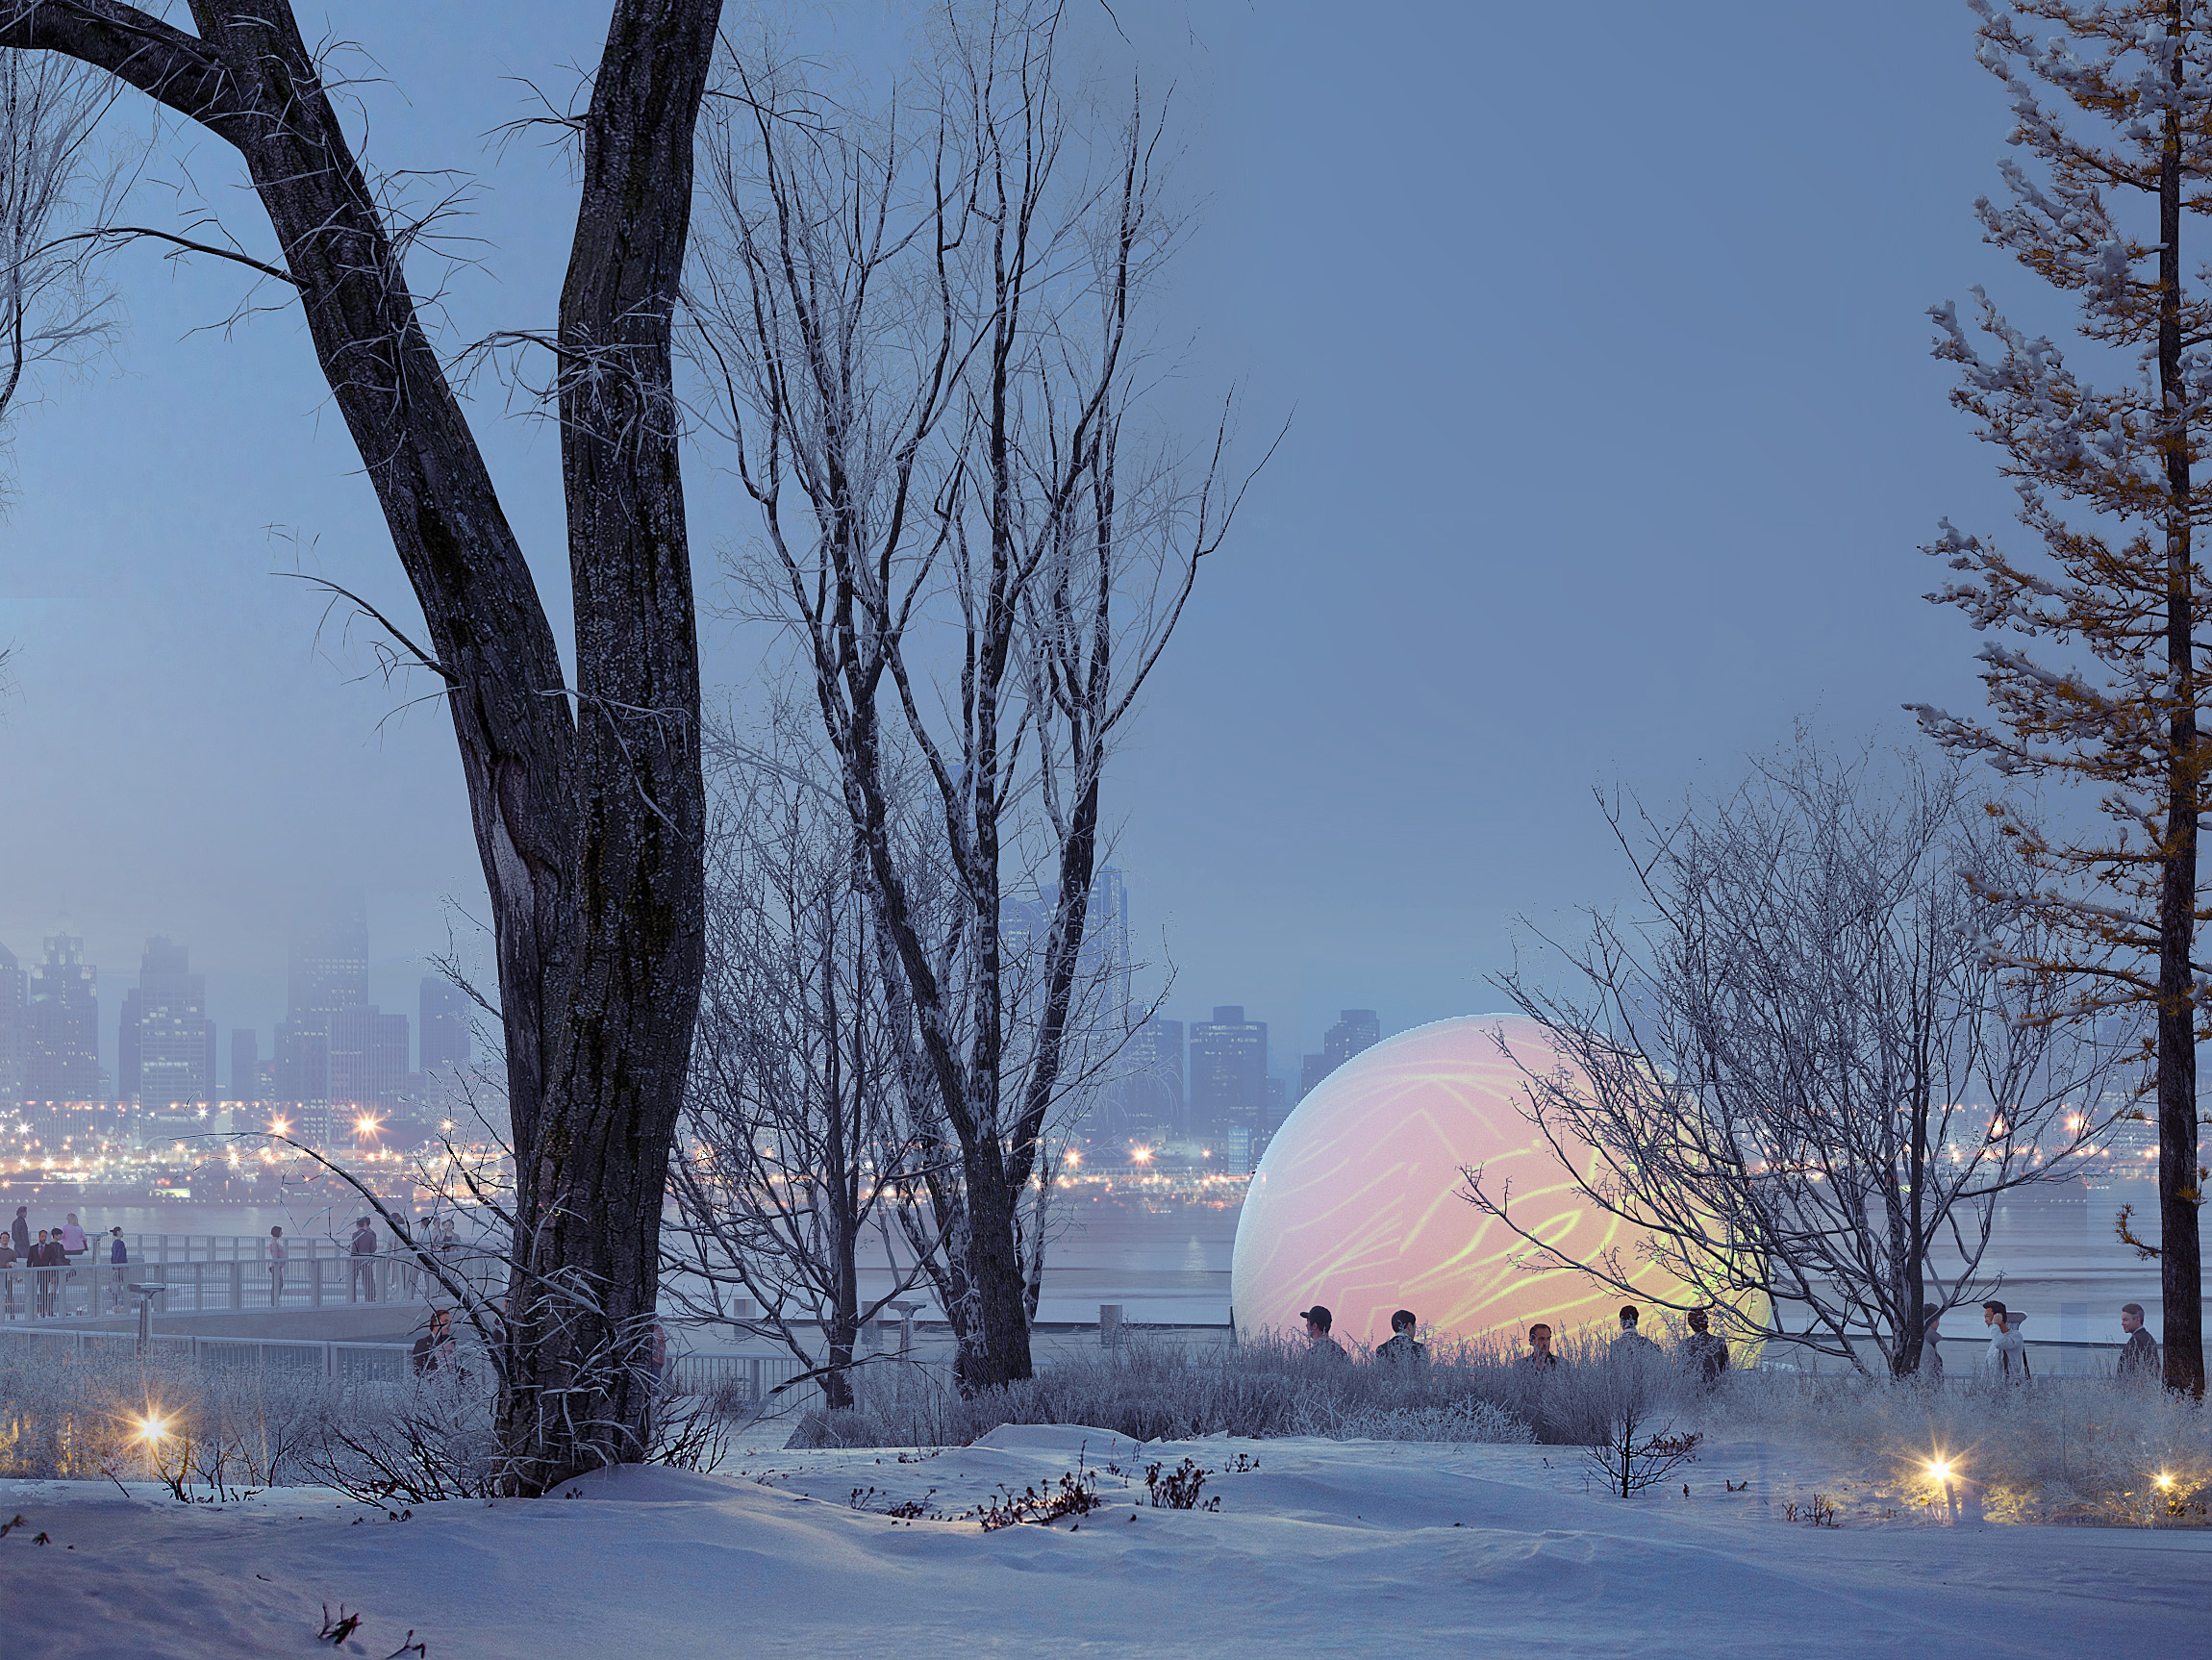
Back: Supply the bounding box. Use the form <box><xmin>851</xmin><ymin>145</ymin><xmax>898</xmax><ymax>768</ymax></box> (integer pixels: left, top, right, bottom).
<box><xmin>1232</xmin><ymin>1015</ymin><xmax>1716</xmax><ymax>1349</ymax></box>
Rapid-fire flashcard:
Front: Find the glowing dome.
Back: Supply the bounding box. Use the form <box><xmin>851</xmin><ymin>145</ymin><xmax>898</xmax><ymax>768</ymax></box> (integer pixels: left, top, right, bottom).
<box><xmin>1231</xmin><ymin>1014</ymin><xmax>1734</xmax><ymax>1349</ymax></box>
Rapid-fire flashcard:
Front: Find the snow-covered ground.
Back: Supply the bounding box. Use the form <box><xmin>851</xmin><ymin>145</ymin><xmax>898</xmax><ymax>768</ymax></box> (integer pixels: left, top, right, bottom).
<box><xmin>7</xmin><ymin>1424</ymin><xmax>2206</xmax><ymax>1657</ymax></box>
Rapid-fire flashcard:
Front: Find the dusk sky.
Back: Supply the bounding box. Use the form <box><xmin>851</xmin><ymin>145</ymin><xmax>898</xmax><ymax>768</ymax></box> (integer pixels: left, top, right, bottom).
<box><xmin>1</xmin><ymin>2</ymin><xmax>2030</xmax><ymax>1080</ymax></box>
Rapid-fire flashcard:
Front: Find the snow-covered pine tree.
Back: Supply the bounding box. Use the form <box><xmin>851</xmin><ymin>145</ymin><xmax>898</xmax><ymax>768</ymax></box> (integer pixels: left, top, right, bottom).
<box><xmin>1912</xmin><ymin>0</ymin><xmax>2211</xmax><ymax>1395</ymax></box>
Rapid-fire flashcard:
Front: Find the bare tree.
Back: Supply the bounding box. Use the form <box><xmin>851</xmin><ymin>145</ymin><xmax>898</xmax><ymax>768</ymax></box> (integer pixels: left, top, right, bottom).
<box><xmin>689</xmin><ymin>2</ymin><xmax>1257</xmax><ymax>1391</ymax></box>
<box><xmin>1908</xmin><ymin>0</ymin><xmax>2212</xmax><ymax>1396</ymax></box>
<box><xmin>1466</xmin><ymin>740</ymin><xmax>2133</xmax><ymax>1378</ymax></box>
<box><xmin>0</xmin><ymin>0</ymin><xmax>721</xmax><ymax>1491</ymax></box>
<box><xmin>0</xmin><ymin>46</ymin><xmax>115</xmax><ymax>451</ymax></box>
<box><xmin>664</xmin><ymin>716</ymin><xmax>942</xmax><ymax>1410</ymax></box>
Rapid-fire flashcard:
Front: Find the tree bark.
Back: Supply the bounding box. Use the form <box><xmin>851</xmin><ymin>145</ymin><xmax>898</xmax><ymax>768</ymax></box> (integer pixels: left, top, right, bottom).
<box><xmin>2156</xmin><ymin>11</ymin><xmax>2205</xmax><ymax>1396</ymax></box>
<box><xmin>2</xmin><ymin>0</ymin><xmax>722</xmax><ymax>1486</ymax></box>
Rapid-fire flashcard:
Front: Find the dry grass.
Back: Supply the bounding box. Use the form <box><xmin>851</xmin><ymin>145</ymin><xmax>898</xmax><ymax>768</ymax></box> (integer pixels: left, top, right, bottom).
<box><xmin>783</xmin><ymin>1333</ymin><xmax>1691</xmax><ymax>1449</ymax></box>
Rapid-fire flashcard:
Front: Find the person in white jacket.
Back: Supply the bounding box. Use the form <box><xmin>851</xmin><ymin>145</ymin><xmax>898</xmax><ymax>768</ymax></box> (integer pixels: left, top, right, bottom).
<box><xmin>1981</xmin><ymin>1300</ymin><xmax>2028</xmax><ymax>1383</ymax></box>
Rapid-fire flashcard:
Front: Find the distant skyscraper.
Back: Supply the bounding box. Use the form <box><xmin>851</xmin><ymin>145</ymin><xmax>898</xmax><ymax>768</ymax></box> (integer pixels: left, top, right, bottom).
<box><xmin>1300</xmin><ymin>1009</ymin><xmax>1382</xmax><ymax>1101</ymax></box>
<box><xmin>118</xmin><ymin>986</ymin><xmax>140</xmax><ymax>1099</ymax></box>
<box><xmin>25</xmin><ymin>935</ymin><xmax>99</xmax><ymax>1101</ymax></box>
<box><xmin>419</xmin><ymin>975</ymin><xmax>470</xmax><ymax>1072</ymax></box>
<box><xmin>131</xmin><ymin>938</ymin><xmax>212</xmax><ymax>1109</ymax></box>
<box><xmin>231</xmin><ymin>1028</ymin><xmax>259</xmax><ymax>1103</ymax></box>
<box><xmin>328</xmin><ymin>1006</ymin><xmax>410</xmax><ymax>1112</ymax></box>
<box><xmin>278</xmin><ymin>895</ymin><xmax>369</xmax><ymax>1105</ymax></box>
<box><xmin>1119</xmin><ymin>1017</ymin><xmax>1184</xmax><ymax>1142</ymax></box>
<box><xmin>1189</xmin><ymin>1006</ymin><xmax>1268</xmax><ymax>1139</ymax></box>
<box><xmin>1002</xmin><ymin>866</ymin><xmax>1135</xmax><ymax>1029</ymax></box>
<box><xmin>0</xmin><ymin>941</ymin><xmax>23</xmax><ymax>1103</ymax></box>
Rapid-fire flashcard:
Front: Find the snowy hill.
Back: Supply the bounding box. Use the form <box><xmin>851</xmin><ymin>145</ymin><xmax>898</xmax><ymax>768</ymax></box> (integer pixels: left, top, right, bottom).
<box><xmin>7</xmin><ymin>1426</ymin><xmax>2207</xmax><ymax>1657</ymax></box>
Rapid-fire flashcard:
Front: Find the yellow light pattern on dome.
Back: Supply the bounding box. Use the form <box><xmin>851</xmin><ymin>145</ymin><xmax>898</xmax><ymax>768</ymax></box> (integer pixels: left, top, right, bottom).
<box><xmin>1231</xmin><ymin>1015</ymin><xmax>1761</xmax><ymax>1348</ymax></box>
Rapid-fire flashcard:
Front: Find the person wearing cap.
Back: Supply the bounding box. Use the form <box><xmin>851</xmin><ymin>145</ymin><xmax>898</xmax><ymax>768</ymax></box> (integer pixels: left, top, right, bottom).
<box><xmin>1375</xmin><ymin>1308</ymin><xmax>1426</xmax><ymax>1367</ymax></box>
<box><xmin>1981</xmin><ymin>1300</ymin><xmax>2028</xmax><ymax>1382</ymax></box>
<box><xmin>2117</xmin><ymin>1303</ymin><xmax>2160</xmax><ymax>1383</ymax></box>
<box><xmin>1297</xmin><ymin>1304</ymin><xmax>1348</xmax><ymax>1363</ymax></box>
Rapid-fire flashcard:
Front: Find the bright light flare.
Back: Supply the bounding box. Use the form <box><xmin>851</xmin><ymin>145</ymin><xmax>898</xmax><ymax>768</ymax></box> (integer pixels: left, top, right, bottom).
<box><xmin>2156</xmin><ymin>1471</ymin><xmax>2174</xmax><ymax>1490</ymax></box>
<box><xmin>1926</xmin><ymin>1457</ymin><xmax>1952</xmax><ymax>1482</ymax></box>
<box><xmin>136</xmin><ymin>1413</ymin><xmax>171</xmax><ymax>1445</ymax></box>
<box><xmin>354</xmin><ymin>1114</ymin><xmax>382</xmax><ymax>1139</ymax></box>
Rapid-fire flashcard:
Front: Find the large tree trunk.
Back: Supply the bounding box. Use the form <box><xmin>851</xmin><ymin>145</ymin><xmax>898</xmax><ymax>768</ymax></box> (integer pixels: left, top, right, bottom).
<box><xmin>4</xmin><ymin>0</ymin><xmax>722</xmax><ymax>1486</ymax></box>
<box><xmin>498</xmin><ymin>0</ymin><xmax>716</xmax><ymax>1493</ymax></box>
<box><xmin>2157</xmin><ymin>42</ymin><xmax>2206</xmax><ymax>1398</ymax></box>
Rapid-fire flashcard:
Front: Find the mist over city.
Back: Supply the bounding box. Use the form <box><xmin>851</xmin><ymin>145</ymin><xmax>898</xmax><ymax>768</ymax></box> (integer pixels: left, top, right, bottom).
<box><xmin>3</xmin><ymin>4</ymin><xmax>2209</xmax><ymax>1656</ymax></box>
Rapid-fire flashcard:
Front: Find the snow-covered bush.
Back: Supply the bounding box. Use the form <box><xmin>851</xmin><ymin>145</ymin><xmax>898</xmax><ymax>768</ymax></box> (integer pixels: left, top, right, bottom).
<box><xmin>1714</xmin><ymin>1372</ymin><xmax>2210</xmax><ymax>1523</ymax></box>
<box><xmin>782</xmin><ymin>1334</ymin><xmax>1685</xmax><ymax>1448</ymax></box>
<box><xmin>300</xmin><ymin>1372</ymin><xmax>501</xmax><ymax>1503</ymax></box>
<box><xmin>0</xmin><ymin>1343</ymin><xmax>335</xmax><ymax>1490</ymax></box>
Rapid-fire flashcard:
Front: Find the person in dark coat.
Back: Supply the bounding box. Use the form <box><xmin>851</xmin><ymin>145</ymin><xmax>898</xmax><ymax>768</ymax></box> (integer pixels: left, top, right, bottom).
<box><xmin>2117</xmin><ymin>1303</ymin><xmax>2161</xmax><ymax>1383</ymax></box>
<box><xmin>1375</xmin><ymin>1308</ymin><xmax>1427</xmax><ymax>1366</ymax></box>
<box><xmin>412</xmin><ymin>1307</ymin><xmax>458</xmax><ymax>1375</ymax></box>
<box><xmin>108</xmin><ymin>1227</ymin><xmax>129</xmax><ymax>1313</ymax></box>
<box><xmin>1677</xmin><ymin>1308</ymin><xmax>1728</xmax><ymax>1387</ymax></box>
<box><xmin>349</xmin><ymin>1218</ymin><xmax>379</xmax><ymax>1302</ymax></box>
<box><xmin>1297</xmin><ymin>1304</ymin><xmax>1349</xmax><ymax>1363</ymax></box>
<box><xmin>32</xmin><ymin>1229</ymin><xmax>62</xmax><ymax>1317</ymax></box>
<box><xmin>11</xmin><ymin>1205</ymin><xmax>28</xmax><ymax>1257</ymax></box>
<box><xmin>0</xmin><ymin>1229</ymin><xmax>16</xmax><ymax>1317</ymax></box>
<box><xmin>1521</xmin><ymin>1323</ymin><xmax>1559</xmax><ymax>1371</ymax></box>
<box><xmin>1611</xmin><ymin>1304</ymin><xmax>1660</xmax><ymax>1359</ymax></box>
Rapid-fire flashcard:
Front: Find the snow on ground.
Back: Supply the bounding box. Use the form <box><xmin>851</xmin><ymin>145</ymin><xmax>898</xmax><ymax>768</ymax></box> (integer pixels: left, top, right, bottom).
<box><xmin>6</xmin><ymin>1425</ymin><xmax>2207</xmax><ymax>1657</ymax></box>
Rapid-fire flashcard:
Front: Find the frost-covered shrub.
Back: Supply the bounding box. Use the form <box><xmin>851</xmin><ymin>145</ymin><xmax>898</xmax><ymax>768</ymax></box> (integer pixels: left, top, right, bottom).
<box><xmin>0</xmin><ymin>1343</ymin><xmax>336</xmax><ymax>1489</ymax></box>
<box><xmin>783</xmin><ymin>1333</ymin><xmax>1688</xmax><ymax>1448</ymax></box>
<box><xmin>300</xmin><ymin>1372</ymin><xmax>500</xmax><ymax>1503</ymax></box>
<box><xmin>1714</xmin><ymin>1371</ymin><xmax>2211</xmax><ymax>1523</ymax></box>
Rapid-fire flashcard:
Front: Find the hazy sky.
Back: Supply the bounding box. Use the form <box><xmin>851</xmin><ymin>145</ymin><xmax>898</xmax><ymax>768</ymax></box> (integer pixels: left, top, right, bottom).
<box><xmin>1</xmin><ymin>2</ymin><xmax>2035</xmax><ymax>1081</ymax></box>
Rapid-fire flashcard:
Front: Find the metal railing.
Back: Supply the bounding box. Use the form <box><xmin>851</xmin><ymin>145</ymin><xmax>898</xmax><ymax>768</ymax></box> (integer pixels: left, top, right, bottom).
<box><xmin>0</xmin><ymin>1322</ymin><xmax>415</xmax><ymax>1379</ymax></box>
<box><xmin>0</xmin><ymin>1253</ymin><xmax>487</xmax><ymax>1319</ymax></box>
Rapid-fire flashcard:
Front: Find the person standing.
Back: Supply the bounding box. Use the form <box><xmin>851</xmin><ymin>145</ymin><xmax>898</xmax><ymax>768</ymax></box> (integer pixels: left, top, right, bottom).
<box><xmin>1611</xmin><ymin>1305</ymin><xmax>1660</xmax><ymax>1359</ymax></box>
<box><xmin>108</xmin><ymin>1228</ymin><xmax>129</xmax><ymax>1313</ymax></box>
<box><xmin>1920</xmin><ymin>1309</ymin><xmax>1945</xmax><ymax>1386</ymax></box>
<box><xmin>1521</xmin><ymin>1323</ymin><xmax>1559</xmax><ymax>1371</ymax></box>
<box><xmin>1981</xmin><ymin>1301</ymin><xmax>2029</xmax><ymax>1383</ymax></box>
<box><xmin>0</xmin><ymin>1228</ymin><xmax>16</xmax><ymax>1318</ymax></box>
<box><xmin>1375</xmin><ymin>1308</ymin><xmax>1427</xmax><ymax>1366</ymax></box>
<box><xmin>412</xmin><ymin>1307</ymin><xmax>459</xmax><ymax>1375</ymax></box>
<box><xmin>349</xmin><ymin>1218</ymin><xmax>379</xmax><ymax>1303</ymax></box>
<box><xmin>60</xmin><ymin>1213</ymin><xmax>88</xmax><ymax>1260</ymax></box>
<box><xmin>1296</xmin><ymin>1304</ymin><xmax>1349</xmax><ymax>1363</ymax></box>
<box><xmin>267</xmin><ymin>1226</ymin><xmax>289</xmax><ymax>1305</ymax></box>
<box><xmin>11</xmin><ymin>1204</ymin><xmax>29</xmax><ymax>1258</ymax></box>
<box><xmin>1678</xmin><ymin>1308</ymin><xmax>1728</xmax><ymax>1388</ymax></box>
<box><xmin>2117</xmin><ymin>1303</ymin><xmax>2161</xmax><ymax>1383</ymax></box>
<box><xmin>32</xmin><ymin>1229</ymin><xmax>62</xmax><ymax>1318</ymax></box>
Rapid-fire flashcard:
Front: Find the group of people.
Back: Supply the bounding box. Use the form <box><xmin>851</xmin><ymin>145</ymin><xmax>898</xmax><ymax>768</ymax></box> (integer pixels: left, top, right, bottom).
<box><xmin>0</xmin><ymin>1206</ymin><xmax>132</xmax><ymax>1318</ymax></box>
<box><xmin>1919</xmin><ymin>1299</ymin><xmax>2162</xmax><ymax>1385</ymax></box>
<box><xmin>1289</xmin><ymin>1299</ymin><xmax>1730</xmax><ymax>1384</ymax></box>
<box><xmin>1291</xmin><ymin>1295</ymin><xmax>2161</xmax><ymax>1388</ymax></box>
<box><xmin>1509</xmin><ymin>1304</ymin><xmax>1731</xmax><ymax>1385</ymax></box>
